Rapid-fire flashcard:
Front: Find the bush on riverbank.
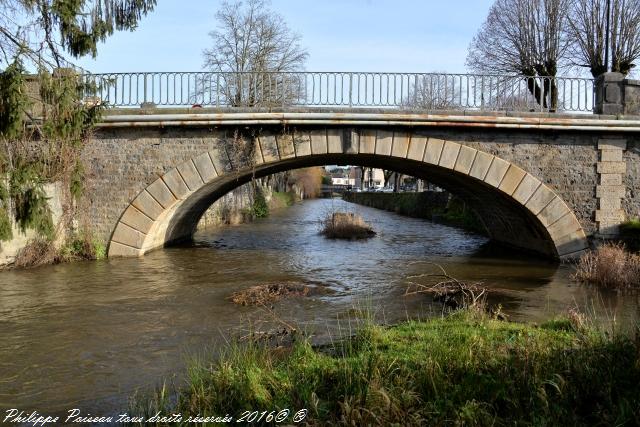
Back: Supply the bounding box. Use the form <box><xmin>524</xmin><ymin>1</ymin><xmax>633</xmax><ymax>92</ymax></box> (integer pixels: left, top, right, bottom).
<box><xmin>320</xmin><ymin>211</ymin><xmax>376</xmax><ymax>239</ymax></box>
<box><xmin>128</xmin><ymin>309</ymin><xmax>640</xmax><ymax>426</ymax></box>
<box><xmin>572</xmin><ymin>242</ymin><xmax>640</xmax><ymax>290</ymax></box>
<box><xmin>12</xmin><ymin>234</ymin><xmax>106</xmax><ymax>268</ymax></box>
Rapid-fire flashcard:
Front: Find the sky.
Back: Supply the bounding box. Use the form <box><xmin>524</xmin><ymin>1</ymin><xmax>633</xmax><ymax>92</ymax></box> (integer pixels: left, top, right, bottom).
<box><xmin>77</xmin><ymin>0</ymin><xmax>495</xmax><ymax>73</ymax></box>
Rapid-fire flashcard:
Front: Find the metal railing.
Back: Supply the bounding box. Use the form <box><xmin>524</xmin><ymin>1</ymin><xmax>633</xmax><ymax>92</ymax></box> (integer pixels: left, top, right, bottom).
<box><xmin>82</xmin><ymin>71</ymin><xmax>595</xmax><ymax>113</ymax></box>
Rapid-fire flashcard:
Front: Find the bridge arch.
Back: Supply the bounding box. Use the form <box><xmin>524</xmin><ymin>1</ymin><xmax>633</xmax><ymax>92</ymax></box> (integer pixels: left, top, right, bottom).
<box><xmin>107</xmin><ymin>128</ymin><xmax>588</xmax><ymax>260</ymax></box>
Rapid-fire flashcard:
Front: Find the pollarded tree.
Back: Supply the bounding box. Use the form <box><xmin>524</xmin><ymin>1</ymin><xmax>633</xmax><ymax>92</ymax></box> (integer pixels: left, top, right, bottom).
<box><xmin>202</xmin><ymin>0</ymin><xmax>308</xmax><ymax>107</ymax></box>
<box><xmin>567</xmin><ymin>0</ymin><xmax>640</xmax><ymax>77</ymax></box>
<box><xmin>466</xmin><ymin>0</ymin><xmax>570</xmax><ymax>109</ymax></box>
<box><xmin>0</xmin><ymin>0</ymin><xmax>156</xmax><ymax>67</ymax></box>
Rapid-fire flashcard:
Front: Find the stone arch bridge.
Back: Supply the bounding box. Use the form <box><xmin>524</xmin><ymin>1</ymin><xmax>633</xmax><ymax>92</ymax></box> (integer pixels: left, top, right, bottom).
<box><xmin>79</xmin><ymin>108</ymin><xmax>640</xmax><ymax>261</ymax></box>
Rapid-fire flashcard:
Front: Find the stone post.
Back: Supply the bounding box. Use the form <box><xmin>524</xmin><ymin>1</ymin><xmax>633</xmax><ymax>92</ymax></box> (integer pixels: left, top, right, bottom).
<box><xmin>595</xmin><ymin>72</ymin><xmax>640</xmax><ymax>115</ymax></box>
<box><xmin>595</xmin><ymin>72</ymin><xmax>625</xmax><ymax>115</ymax></box>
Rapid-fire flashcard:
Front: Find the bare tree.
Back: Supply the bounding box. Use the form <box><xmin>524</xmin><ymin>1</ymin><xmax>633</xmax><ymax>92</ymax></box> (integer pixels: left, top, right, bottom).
<box><xmin>567</xmin><ymin>0</ymin><xmax>640</xmax><ymax>77</ymax></box>
<box><xmin>202</xmin><ymin>0</ymin><xmax>308</xmax><ymax>107</ymax></box>
<box><xmin>466</xmin><ymin>0</ymin><xmax>570</xmax><ymax>109</ymax></box>
<box><xmin>402</xmin><ymin>74</ymin><xmax>460</xmax><ymax>110</ymax></box>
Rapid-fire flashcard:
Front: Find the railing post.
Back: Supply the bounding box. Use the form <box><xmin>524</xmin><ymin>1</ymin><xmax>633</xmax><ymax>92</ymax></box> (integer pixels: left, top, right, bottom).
<box><xmin>140</xmin><ymin>73</ymin><xmax>155</xmax><ymax>109</ymax></box>
<box><xmin>348</xmin><ymin>73</ymin><xmax>353</xmax><ymax>108</ymax></box>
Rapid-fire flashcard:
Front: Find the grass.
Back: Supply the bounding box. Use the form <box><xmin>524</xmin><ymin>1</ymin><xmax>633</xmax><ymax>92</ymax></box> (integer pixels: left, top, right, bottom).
<box><xmin>127</xmin><ymin>309</ymin><xmax>640</xmax><ymax>426</ymax></box>
<box><xmin>572</xmin><ymin>241</ymin><xmax>640</xmax><ymax>290</ymax></box>
<box><xmin>320</xmin><ymin>211</ymin><xmax>376</xmax><ymax>239</ymax></box>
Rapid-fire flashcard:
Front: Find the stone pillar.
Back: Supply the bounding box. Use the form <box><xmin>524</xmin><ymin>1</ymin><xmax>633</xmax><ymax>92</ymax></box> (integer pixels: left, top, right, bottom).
<box><xmin>595</xmin><ymin>72</ymin><xmax>640</xmax><ymax>115</ymax></box>
<box><xmin>595</xmin><ymin>72</ymin><xmax>625</xmax><ymax>115</ymax></box>
<box><xmin>595</xmin><ymin>138</ymin><xmax>627</xmax><ymax>236</ymax></box>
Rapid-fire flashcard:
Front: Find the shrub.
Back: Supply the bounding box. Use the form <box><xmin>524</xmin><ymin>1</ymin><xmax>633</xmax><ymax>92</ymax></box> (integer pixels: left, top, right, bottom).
<box><xmin>320</xmin><ymin>211</ymin><xmax>376</xmax><ymax>239</ymax></box>
<box><xmin>572</xmin><ymin>242</ymin><xmax>640</xmax><ymax>289</ymax></box>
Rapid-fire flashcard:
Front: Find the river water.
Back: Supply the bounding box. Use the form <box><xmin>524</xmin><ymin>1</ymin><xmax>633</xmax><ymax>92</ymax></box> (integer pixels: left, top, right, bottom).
<box><xmin>0</xmin><ymin>198</ymin><xmax>638</xmax><ymax>417</ymax></box>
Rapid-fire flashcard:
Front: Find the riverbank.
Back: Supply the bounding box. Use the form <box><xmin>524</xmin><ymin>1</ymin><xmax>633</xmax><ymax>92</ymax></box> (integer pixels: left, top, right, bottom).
<box><xmin>343</xmin><ymin>191</ymin><xmax>486</xmax><ymax>234</ymax></box>
<box><xmin>129</xmin><ymin>309</ymin><xmax>640</xmax><ymax>425</ymax></box>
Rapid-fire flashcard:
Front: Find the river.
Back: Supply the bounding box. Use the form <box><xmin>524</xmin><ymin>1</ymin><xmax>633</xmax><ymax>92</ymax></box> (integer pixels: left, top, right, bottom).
<box><xmin>0</xmin><ymin>198</ymin><xmax>637</xmax><ymax>416</ymax></box>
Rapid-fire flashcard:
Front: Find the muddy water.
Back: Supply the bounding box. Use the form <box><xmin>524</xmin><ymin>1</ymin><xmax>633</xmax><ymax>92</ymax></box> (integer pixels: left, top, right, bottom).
<box><xmin>0</xmin><ymin>198</ymin><xmax>637</xmax><ymax>416</ymax></box>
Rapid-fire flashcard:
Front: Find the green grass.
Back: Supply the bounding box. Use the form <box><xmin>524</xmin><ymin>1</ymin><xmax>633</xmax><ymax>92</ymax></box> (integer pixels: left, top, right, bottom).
<box><xmin>128</xmin><ymin>311</ymin><xmax>640</xmax><ymax>426</ymax></box>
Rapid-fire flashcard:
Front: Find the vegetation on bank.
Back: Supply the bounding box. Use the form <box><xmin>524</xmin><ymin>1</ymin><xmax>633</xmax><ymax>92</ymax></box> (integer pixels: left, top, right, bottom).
<box><xmin>343</xmin><ymin>192</ymin><xmax>486</xmax><ymax>235</ymax></box>
<box><xmin>572</xmin><ymin>242</ymin><xmax>640</xmax><ymax>290</ymax></box>
<box><xmin>11</xmin><ymin>235</ymin><xmax>106</xmax><ymax>269</ymax></box>
<box><xmin>128</xmin><ymin>308</ymin><xmax>640</xmax><ymax>426</ymax></box>
<box><xmin>320</xmin><ymin>211</ymin><xmax>376</xmax><ymax>239</ymax></box>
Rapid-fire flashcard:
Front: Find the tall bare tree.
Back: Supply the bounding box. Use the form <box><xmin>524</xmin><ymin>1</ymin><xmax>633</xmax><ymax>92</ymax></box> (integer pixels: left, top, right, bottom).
<box><xmin>466</xmin><ymin>0</ymin><xmax>570</xmax><ymax>109</ymax></box>
<box><xmin>202</xmin><ymin>0</ymin><xmax>308</xmax><ymax>107</ymax></box>
<box><xmin>567</xmin><ymin>0</ymin><xmax>640</xmax><ymax>76</ymax></box>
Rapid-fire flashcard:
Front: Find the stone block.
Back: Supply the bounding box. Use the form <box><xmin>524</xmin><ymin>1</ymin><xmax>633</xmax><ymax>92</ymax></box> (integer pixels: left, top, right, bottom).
<box><xmin>596</xmin><ymin>185</ymin><xmax>626</xmax><ymax>198</ymax></box>
<box><xmin>600</xmin><ymin>149</ymin><xmax>623</xmax><ymax>162</ymax></box>
<box><xmin>598</xmin><ymin>221</ymin><xmax>621</xmax><ymax>235</ymax></box>
<box><xmin>359</xmin><ymin>129</ymin><xmax>376</xmax><ymax>154</ymax></box>
<box><xmin>132</xmin><ymin>190</ymin><xmax>165</xmax><ymax>220</ymax></box>
<box><xmin>525</xmin><ymin>184</ymin><xmax>557</xmax><ymax>216</ymax></box>
<box><xmin>391</xmin><ymin>132</ymin><xmax>410</xmax><ymax>158</ymax></box>
<box><xmin>294</xmin><ymin>131</ymin><xmax>312</xmax><ymax>157</ymax></box>
<box><xmin>177</xmin><ymin>160</ymin><xmax>203</xmax><ymax>191</ymax></box>
<box><xmin>498</xmin><ymin>164</ymin><xmax>527</xmax><ymax>196</ymax></box>
<box><xmin>597</xmin><ymin>161</ymin><xmax>626</xmax><ymax>174</ymax></box>
<box><xmin>595</xmin><ymin>209</ymin><xmax>625</xmax><ymax>222</ymax></box>
<box><xmin>209</xmin><ymin>146</ymin><xmax>231</xmax><ymax>173</ymax></box>
<box><xmin>258</xmin><ymin>134</ymin><xmax>279</xmax><ymax>162</ymax></box>
<box><xmin>310</xmin><ymin>130</ymin><xmax>327</xmax><ymax>154</ymax></box>
<box><xmin>193</xmin><ymin>151</ymin><xmax>218</xmax><ymax>182</ymax></box>
<box><xmin>276</xmin><ymin>134</ymin><xmax>296</xmax><ymax>159</ymax></box>
<box><xmin>423</xmin><ymin>138</ymin><xmax>445</xmax><ymax>164</ymax></box>
<box><xmin>599</xmin><ymin>195</ymin><xmax>622</xmax><ymax>210</ymax></box>
<box><xmin>597</xmin><ymin>139</ymin><xmax>627</xmax><ymax>150</ymax></box>
<box><xmin>108</xmin><ymin>241</ymin><xmax>142</xmax><ymax>258</ymax></box>
<box><xmin>162</xmin><ymin>168</ymin><xmax>190</xmax><ymax>199</ymax></box>
<box><xmin>512</xmin><ymin>173</ymin><xmax>541</xmax><ymax>204</ymax></box>
<box><xmin>438</xmin><ymin>141</ymin><xmax>461</xmax><ymax>169</ymax></box>
<box><xmin>328</xmin><ymin>129</ymin><xmax>344</xmax><ymax>153</ymax></box>
<box><xmin>120</xmin><ymin>205</ymin><xmax>154</xmax><ymax>234</ymax></box>
<box><xmin>484</xmin><ymin>157</ymin><xmax>510</xmax><ymax>187</ymax></box>
<box><xmin>146</xmin><ymin>178</ymin><xmax>177</xmax><ymax>209</ymax></box>
<box><xmin>453</xmin><ymin>146</ymin><xmax>476</xmax><ymax>175</ymax></box>
<box><xmin>547</xmin><ymin>213</ymin><xmax>582</xmax><ymax>240</ymax></box>
<box><xmin>555</xmin><ymin>234</ymin><xmax>589</xmax><ymax>258</ymax></box>
<box><xmin>407</xmin><ymin>135</ymin><xmax>427</xmax><ymax>161</ymax></box>
<box><xmin>376</xmin><ymin>130</ymin><xmax>394</xmax><ymax>156</ymax></box>
<box><xmin>111</xmin><ymin>222</ymin><xmax>146</xmax><ymax>248</ymax></box>
<box><xmin>537</xmin><ymin>197</ymin><xmax>569</xmax><ymax>227</ymax></box>
<box><xmin>599</xmin><ymin>173</ymin><xmax>622</xmax><ymax>186</ymax></box>
<box><xmin>469</xmin><ymin>151</ymin><xmax>493</xmax><ymax>181</ymax></box>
